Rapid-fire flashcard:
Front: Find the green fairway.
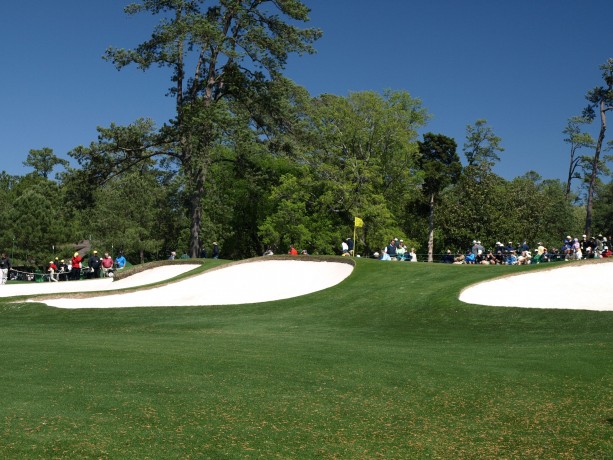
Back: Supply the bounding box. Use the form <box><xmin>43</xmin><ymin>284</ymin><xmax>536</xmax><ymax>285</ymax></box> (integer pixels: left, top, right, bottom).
<box><xmin>1</xmin><ymin>259</ymin><xmax>611</xmax><ymax>459</ymax></box>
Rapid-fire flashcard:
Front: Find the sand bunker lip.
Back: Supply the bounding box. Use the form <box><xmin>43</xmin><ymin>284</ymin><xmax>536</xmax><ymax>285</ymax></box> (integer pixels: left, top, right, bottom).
<box><xmin>29</xmin><ymin>258</ymin><xmax>354</xmax><ymax>309</ymax></box>
<box><xmin>459</xmin><ymin>260</ymin><xmax>613</xmax><ymax>311</ymax></box>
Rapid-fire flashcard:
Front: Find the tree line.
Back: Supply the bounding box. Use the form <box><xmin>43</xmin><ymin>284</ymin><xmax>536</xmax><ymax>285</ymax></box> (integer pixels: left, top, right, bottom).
<box><xmin>2</xmin><ymin>1</ymin><xmax>612</xmax><ymax>267</ymax></box>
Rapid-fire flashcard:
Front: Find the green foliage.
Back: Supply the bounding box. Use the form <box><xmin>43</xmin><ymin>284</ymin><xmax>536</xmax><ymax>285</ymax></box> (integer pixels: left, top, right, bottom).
<box><xmin>417</xmin><ymin>133</ymin><xmax>462</xmax><ymax>260</ymax></box>
<box><xmin>260</xmin><ymin>90</ymin><xmax>428</xmax><ymax>255</ymax></box>
<box><xmin>8</xmin><ymin>176</ymin><xmax>67</xmax><ymax>265</ymax></box>
<box><xmin>0</xmin><ymin>173</ymin><xmax>18</xmax><ymax>255</ymax></box>
<box><xmin>22</xmin><ymin>147</ymin><xmax>69</xmax><ymax>180</ymax></box>
<box><xmin>87</xmin><ymin>169</ymin><xmax>169</xmax><ymax>263</ymax></box>
<box><xmin>463</xmin><ymin>119</ymin><xmax>504</xmax><ymax>168</ymax></box>
<box><xmin>437</xmin><ymin>164</ymin><xmax>505</xmax><ymax>251</ymax></box>
<box><xmin>583</xmin><ymin>58</ymin><xmax>613</xmax><ymax>236</ymax></box>
<box><xmin>436</xmin><ymin>168</ymin><xmax>583</xmax><ymax>253</ymax></box>
<box><xmin>497</xmin><ymin>174</ymin><xmax>578</xmax><ymax>247</ymax></box>
<box><xmin>563</xmin><ymin>115</ymin><xmax>595</xmax><ymax>196</ymax></box>
<box><xmin>99</xmin><ymin>0</ymin><xmax>322</xmax><ymax>257</ymax></box>
<box><xmin>418</xmin><ymin>133</ymin><xmax>461</xmax><ymax>197</ymax></box>
<box><xmin>593</xmin><ymin>180</ymin><xmax>613</xmax><ymax>237</ymax></box>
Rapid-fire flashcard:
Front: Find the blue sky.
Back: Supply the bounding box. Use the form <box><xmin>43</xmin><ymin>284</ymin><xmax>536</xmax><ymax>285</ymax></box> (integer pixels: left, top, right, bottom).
<box><xmin>1</xmin><ymin>0</ymin><xmax>612</xmax><ymax>184</ymax></box>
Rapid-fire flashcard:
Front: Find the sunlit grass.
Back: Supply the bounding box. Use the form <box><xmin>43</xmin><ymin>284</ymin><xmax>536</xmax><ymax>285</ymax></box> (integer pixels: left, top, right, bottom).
<box><xmin>0</xmin><ymin>258</ymin><xmax>611</xmax><ymax>459</ymax></box>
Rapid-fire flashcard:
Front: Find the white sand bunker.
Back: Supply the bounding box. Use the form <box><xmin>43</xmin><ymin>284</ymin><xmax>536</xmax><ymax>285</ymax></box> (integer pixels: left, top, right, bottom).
<box><xmin>459</xmin><ymin>261</ymin><xmax>613</xmax><ymax>311</ymax></box>
<box><xmin>39</xmin><ymin>259</ymin><xmax>354</xmax><ymax>309</ymax></box>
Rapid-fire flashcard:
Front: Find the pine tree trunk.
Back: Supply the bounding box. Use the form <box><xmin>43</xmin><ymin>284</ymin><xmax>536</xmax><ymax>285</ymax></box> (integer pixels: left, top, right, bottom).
<box><xmin>565</xmin><ymin>148</ymin><xmax>575</xmax><ymax>199</ymax></box>
<box><xmin>188</xmin><ymin>164</ymin><xmax>206</xmax><ymax>258</ymax></box>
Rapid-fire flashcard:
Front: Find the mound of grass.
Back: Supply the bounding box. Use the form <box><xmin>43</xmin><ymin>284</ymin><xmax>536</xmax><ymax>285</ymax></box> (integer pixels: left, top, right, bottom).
<box><xmin>0</xmin><ymin>259</ymin><xmax>611</xmax><ymax>459</ymax></box>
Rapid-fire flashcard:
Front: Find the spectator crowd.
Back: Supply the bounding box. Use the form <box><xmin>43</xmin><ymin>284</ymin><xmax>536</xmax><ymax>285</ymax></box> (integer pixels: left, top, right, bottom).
<box><xmin>373</xmin><ymin>234</ymin><xmax>612</xmax><ymax>265</ymax></box>
<box><xmin>4</xmin><ymin>250</ymin><xmax>128</xmax><ymax>283</ymax></box>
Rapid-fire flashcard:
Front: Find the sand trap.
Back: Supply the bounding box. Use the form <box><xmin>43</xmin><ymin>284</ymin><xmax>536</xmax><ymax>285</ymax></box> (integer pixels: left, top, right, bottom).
<box><xmin>459</xmin><ymin>261</ymin><xmax>613</xmax><ymax>311</ymax></box>
<box><xmin>0</xmin><ymin>265</ymin><xmax>200</xmax><ymax>298</ymax></box>
<box><xmin>34</xmin><ymin>259</ymin><xmax>354</xmax><ymax>309</ymax></box>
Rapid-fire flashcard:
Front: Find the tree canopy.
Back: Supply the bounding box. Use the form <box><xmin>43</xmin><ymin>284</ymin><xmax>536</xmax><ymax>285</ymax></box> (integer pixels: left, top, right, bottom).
<box><xmin>74</xmin><ymin>0</ymin><xmax>323</xmax><ymax>257</ymax></box>
<box><xmin>463</xmin><ymin>119</ymin><xmax>504</xmax><ymax>169</ymax></box>
<box><xmin>3</xmin><ymin>8</ymin><xmax>611</xmax><ymax>267</ymax></box>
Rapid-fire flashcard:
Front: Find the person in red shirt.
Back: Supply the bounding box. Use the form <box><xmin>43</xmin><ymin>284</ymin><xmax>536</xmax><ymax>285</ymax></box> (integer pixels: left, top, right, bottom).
<box><xmin>288</xmin><ymin>244</ymin><xmax>298</xmax><ymax>255</ymax></box>
<box><xmin>71</xmin><ymin>252</ymin><xmax>83</xmax><ymax>280</ymax></box>
<box><xmin>101</xmin><ymin>252</ymin><xmax>114</xmax><ymax>277</ymax></box>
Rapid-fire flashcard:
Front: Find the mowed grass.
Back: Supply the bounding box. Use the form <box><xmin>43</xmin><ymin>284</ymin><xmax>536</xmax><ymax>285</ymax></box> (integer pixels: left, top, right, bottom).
<box><xmin>0</xmin><ymin>259</ymin><xmax>611</xmax><ymax>459</ymax></box>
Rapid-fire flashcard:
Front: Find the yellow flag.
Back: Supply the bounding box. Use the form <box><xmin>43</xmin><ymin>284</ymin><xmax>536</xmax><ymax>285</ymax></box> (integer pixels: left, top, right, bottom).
<box><xmin>354</xmin><ymin>217</ymin><xmax>364</xmax><ymax>228</ymax></box>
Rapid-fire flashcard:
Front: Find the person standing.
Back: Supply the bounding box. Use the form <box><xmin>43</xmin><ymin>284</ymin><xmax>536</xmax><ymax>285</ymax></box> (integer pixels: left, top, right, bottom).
<box><xmin>386</xmin><ymin>239</ymin><xmax>397</xmax><ymax>261</ymax></box>
<box><xmin>101</xmin><ymin>252</ymin><xmax>114</xmax><ymax>277</ymax></box>
<box><xmin>212</xmin><ymin>242</ymin><xmax>220</xmax><ymax>259</ymax></box>
<box><xmin>71</xmin><ymin>252</ymin><xmax>83</xmax><ymax>280</ymax></box>
<box><xmin>47</xmin><ymin>260</ymin><xmax>59</xmax><ymax>282</ymax></box>
<box><xmin>58</xmin><ymin>259</ymin><xmax>69</xmax><ymax>281</ymax></box>
<box><xmin>0</xmin><ymin>253</ymin><xmax>11</xmax><ymax>284</ymax></box>
<box><xmin>88</xmin><ymin>250</ymin><xmax>101</xmax><ymax>279</ymax></box>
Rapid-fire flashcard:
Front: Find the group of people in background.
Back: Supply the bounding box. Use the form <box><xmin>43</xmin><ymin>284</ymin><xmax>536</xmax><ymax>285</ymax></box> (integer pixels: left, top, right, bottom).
<box><xmin>560</xmin><ymin>234</ymin><xmax>611</xmax><ymax>260</ymax></box>
<box><xmin>373</xmin><ymin>238</ymin><xmax>417</xmax><ymax>262</ymax></box>
<box><xmin>286</xmin><ymin>244</ymin><xmax>309</xmax><ymax>256</ymax></box>
<box><xmin>0</xmin><ymin>250</ymin><xmax>128</xmax><ymax>284</ymax></box>
<box><xmin>5</xmin><ymin>232</ymin><xmax>609</xmax><ymax>284</ymax></box>
<box><xmin>366</xmin><ymin>233</ymin><xmax>612</xmax><ymax>265</ymax></box>
<box><xmin>197</xmin><ymin>242</ymin><xmax>220</xmax><ymax>259</ymax></box>
<box><xmin>2</xmin><ymin>240</ymin><xmax>226</xmax><ymax>284</ymax></box>
<box><xmin>444</xmin><ymin>234</ymin><xmax>612</xmax><ymax>265</ymax></box>
<box><xmin>44</xmin><ymin>250</ymin><xmax>127</xmax><ymax>281</ymax></box>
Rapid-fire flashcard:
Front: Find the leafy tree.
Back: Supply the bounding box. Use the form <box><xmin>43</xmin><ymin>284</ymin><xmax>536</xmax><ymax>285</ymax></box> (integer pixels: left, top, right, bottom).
<box><xmin>88</xmin><ymin>168</ymin><xmax>169</xmax><ymax>263</ymax></box>
<box><xmin>583</xmin><ymin>58</ymin><xmax>613</xmax><ymax>237</ymax></box>
<box><xmin>258</xmin><ymin>173</ymin><xmax>315</xmax><ymax>253</ymax></box>
<box><xmin>437</xmin><ymin>168</ymin><xmax>583</xmax><ymax>255</ymax></box>
<box><xmin>75</xmin><ymin>0</ymin><xmax>321</xmax><ymax>257</ymax></box>
<box><xmin>23</xmin><ymin>147</ymin><xmax>69</xmax><ymax>179</ymax></box>
<box><xmin>0</xmin><ymin>172</ymin><xmax>18</xmax><ymax>257</ymax></box>
<box><xmin>463</xmin><ymin>119</ymin><xmax>504</xmax><ymax>169</ymax></box>
<box><xmin>562</xmin><ymin>116</ymin><xmax>595</xmax><ymax>198</ymax></box>
<box><xmin>593</xmin><ymin>179</ymin><xmax>613</xmax><ymax>238</ymax></box>
<box><xmin>436</xmin><ymin>164</ymin><xmax>504</xmax><ymax>252</ymax></box>
<box><xmin>496</xmin><ymin>173</ymin><xmax>580</xmax><ymax>248</ymax></box>
<box><xmin>435</xmin><ymin>121</ymin><xmax>505</xmax><ymax>252</ymax></box>
<box><xmin>259</xmin><ymin>90</ymin><xmax>429</xmax><ymax>255</ymax></box>
<box><xmin>9</xmin><ymin>175</ymin><xmax>66</xmax><ymax>265</ymax></box>
<box><xmin>417</xmin><ymin>133</ymin><xmax>461</xmax><ymax>262</ymax></box>
<box><xmin>536</xmin><ymin>178</ymin><xmax>584</xmax><ymax>247</ymax></box>
<box><xmin>216</xmin><ymin>144</ymin><xmax>297</xmax><ymax>259</ymax></box>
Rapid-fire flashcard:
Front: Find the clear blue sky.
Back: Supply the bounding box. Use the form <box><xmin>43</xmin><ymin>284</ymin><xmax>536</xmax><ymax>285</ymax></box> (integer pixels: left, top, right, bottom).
<box><xmin>1</xmin><ymin>0</ymin><xmax>612</xmax><ymax>184</ymax></box>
